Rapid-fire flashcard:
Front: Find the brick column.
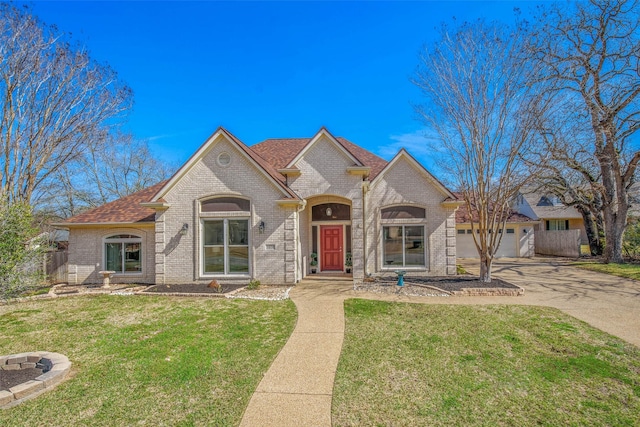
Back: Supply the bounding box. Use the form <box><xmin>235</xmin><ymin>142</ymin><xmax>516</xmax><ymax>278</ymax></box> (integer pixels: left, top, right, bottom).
<box><xmin>445</xmin><ymin>214</ymin><xmax>457</xmax><ymax>275</ymax></box>
<box><xmin>154</xmin><ymin>211</ymin><xmax>166</xmax><ymax>285</ymax></box>
<box><xmin>283</xmin><ymin>209</ymin><xmax>297</xmax><ymax>284</ymax></box>
<box><xmin>351</xmin><ymin>197</ymin><xmax>365</xmax><ymax>282</ymax></box>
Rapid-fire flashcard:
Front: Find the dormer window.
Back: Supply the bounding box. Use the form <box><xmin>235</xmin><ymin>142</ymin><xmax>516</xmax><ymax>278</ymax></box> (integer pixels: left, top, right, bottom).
<box><xmin>538</xmin><ymin>195</ymin><xmax>562</xmax><ymax>207</ymax></box>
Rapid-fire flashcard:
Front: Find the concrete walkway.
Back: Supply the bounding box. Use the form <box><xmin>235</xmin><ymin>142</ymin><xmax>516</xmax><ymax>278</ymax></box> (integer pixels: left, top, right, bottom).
<box><xmin>240</xmin><ymin>259</ymin><xmax>640</xmax><ymax>426</ymax></box>
<box><xmin>240</xmin><ymin>276</ymin><xmax>353</xmax><ymax>427</ymax></box>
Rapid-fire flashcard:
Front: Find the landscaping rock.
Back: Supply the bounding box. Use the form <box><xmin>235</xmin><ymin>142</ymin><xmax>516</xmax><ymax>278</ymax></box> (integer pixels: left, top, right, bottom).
<box><xmin>0</xmin><ymin>390</ymin><xmax>14</xmax><ymax>406</ymax></box>
<box><xmin>2</xmin><ymin>364</ymin><xmax>21</xmax><ymax>371</ymax></box>
<box><xmin>9</xmin><ymin>380</ymin><xmax>44</xmax><ymax>400</ymax></box>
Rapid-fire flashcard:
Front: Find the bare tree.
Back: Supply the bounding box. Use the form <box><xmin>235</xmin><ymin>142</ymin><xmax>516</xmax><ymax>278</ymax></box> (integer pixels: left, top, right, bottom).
<box><xmin>529</xmin><ymin>0</ymin><xmax>640</xmax><ymax>263</ymax></box>
<box><xmin>0</xmin><ymin>3</ymin><xmax>132</xmax><ymax>204</ymax></box>
<box><xmin>526</xmin><ymin>102</ymin><xmax>606</xmax><ymax>255</ymax></box>
<box><xmin>37</xmin><ymin>134</ymin><xmax>174</xmax><ymax>218</ymax></box>
<box><xmin>413</xmin><ymin>20</ymin><xmax>543</xmax><ymax>282</ymax></box>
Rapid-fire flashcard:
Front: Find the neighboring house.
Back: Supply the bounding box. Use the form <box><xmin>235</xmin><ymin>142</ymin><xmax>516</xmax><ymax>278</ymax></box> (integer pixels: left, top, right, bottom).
<box><xmin>455</xmin><ymin>203</ymin><xmax>536</xmax><ymax>258</ymax></box>
<box><xmin>57</xmin><ymin>127</ymin><xmax>461</xmax><ymax>286</ymax></box>
<box><xmin>513</xmin><ymin>192</ymin><xmax>587</xmax><ymax>257</ymax></box>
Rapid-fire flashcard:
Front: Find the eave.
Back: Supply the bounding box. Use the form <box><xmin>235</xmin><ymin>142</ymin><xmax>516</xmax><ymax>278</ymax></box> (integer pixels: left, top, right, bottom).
<box><xmin>441</xmin><ymin>200</ymin><xmax>464</xmax><ymax>208</ymax></box>
<box><xmin>140</xmin><ymin>201</ymin><xmax>171</xmax><ymax>210</ymax></box>
<box><xmin>277</xmin><ymin>199</ymin><xmax>307</xmax><ymax>207</ymax></box>
<box><xmin>51</xmin><ymin>222</ymin><xmax>155</xmax><ymax>228</ymax></box>
<box><xmin>347</xmin><ymin>166</ymin><xmax>371</xmax><ymax>176</ymax></box>
<box><xmin>277</xmin><ymin>168</ymin><xmax>302</xmax><ymax>176</ymax></box>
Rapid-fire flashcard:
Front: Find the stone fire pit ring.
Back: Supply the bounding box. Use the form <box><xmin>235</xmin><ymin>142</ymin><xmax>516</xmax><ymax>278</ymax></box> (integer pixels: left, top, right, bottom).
<box><xmin>0</xmin><ymin>351</ymin><xmax>71</xmax><ymax>408</ymax></box>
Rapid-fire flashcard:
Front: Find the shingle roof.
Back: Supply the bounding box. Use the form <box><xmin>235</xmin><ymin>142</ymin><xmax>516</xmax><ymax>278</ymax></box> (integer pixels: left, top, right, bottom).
<box><xmin>251</xmin><ymin>138</ymin><xmax>309</xmax><ymax>170</ymax></box>
<box><xmin>522</xmin><ymin>192</ymin><xmax>583</xmax><ymax>220</ymax></box>
<box><xmin>62</xmin><ymin>181</ymin><xmax>167</xmax><ymax>224</ymax></box>
<box><xmin>455</xmin><ymin>203</ymin><xmax>535</xmax><ymax>224</ymax></box>
<box><xmin>219</xmin><ymin>128</ymin><xmax>299</xmax><ymax>199</ymax></box>
<box><xmin>61</xmin><ymin>129</ymin><xmax>393</xmax><ymax>225</ymax></box>
<box><xmin>251</xmin><ymin>136</ymin><xmax>389</xmax><ymax>179</ymax></box>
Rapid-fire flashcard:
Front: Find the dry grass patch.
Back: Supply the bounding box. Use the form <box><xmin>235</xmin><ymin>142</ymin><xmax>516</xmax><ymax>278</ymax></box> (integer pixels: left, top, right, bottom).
<box><xmin>333</xmin><ymin>300</ymin><xmax>640</xmax><ymax>426</ymax></box>
<box><xmin>0</xmin><ymin>295</ymin><xmax>296</xmax><ymax>426</ymax></box>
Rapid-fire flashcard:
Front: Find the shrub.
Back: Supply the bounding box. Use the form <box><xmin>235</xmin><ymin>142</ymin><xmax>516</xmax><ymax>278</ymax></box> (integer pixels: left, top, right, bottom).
<box><xmin>0</xmin><ymin>200</ymin><xmax>45</xmax><ymax>300</ymax></box>
<box><xmin>247</xmin><ymin>279</ymin><xmax>261</xmax><ymax>290</ymax></box>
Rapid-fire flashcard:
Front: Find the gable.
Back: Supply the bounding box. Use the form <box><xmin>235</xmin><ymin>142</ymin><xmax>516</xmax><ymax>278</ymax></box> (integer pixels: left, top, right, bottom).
<box><xmin>162</xmin><ymin>135</ymin><xmax>287</xmax><ymax>204</ymax></box>
<box><xmin>153</xmin><ymin>128</ymin><xmax>298</xmax><ymax>202</ymax></box>
<box><xmin>372</xmin><ymin>150</ymin><xmax>456</xmax><ymax>201</ymax></box>
<box><xmin>251</xmin><ymin>128</ymin><xmax>388</xmax><ymax>179</ymax></box>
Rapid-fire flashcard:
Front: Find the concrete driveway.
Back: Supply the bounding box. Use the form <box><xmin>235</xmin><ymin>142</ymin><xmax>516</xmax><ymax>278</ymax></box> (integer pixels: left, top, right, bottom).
<box><xmin>458</xmin><ymin>257</ymin><xmax>640</xmax><ymax>347</ymax></box>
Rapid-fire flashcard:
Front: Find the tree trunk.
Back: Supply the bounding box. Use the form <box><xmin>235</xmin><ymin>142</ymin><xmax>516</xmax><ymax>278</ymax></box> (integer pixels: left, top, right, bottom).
<box><xmin>575</xmin><ymin>206</ymin><xmax>603</xmax><ymax>255</ymax></box>
<box><xmin>603</xmin><ymin>204</ymin><xmax>627</xmax><ymax>263</ymax></box>
<box><xmin>479</xmin><ymin>255</ymin><xmax>493</xmax><ymax>283</ymax></box>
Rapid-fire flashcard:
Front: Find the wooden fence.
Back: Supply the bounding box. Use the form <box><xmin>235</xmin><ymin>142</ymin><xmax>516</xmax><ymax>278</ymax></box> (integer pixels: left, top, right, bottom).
<box><xmin>46</xmin><ymin>250</ymin><xmax>68</xmax><ymax>284</ymax></box>
<box><xmin>534</xmin><ymin>229</ymin><xmax>582</xmax><ymax>257</ymax></box>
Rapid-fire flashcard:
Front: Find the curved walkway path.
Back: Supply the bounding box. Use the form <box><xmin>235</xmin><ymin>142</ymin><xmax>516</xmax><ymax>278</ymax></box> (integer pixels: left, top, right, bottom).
<box><xmin>240</xmin><ymin>258</ymin><xmax>640</xmax><ymax>426</ymax></box>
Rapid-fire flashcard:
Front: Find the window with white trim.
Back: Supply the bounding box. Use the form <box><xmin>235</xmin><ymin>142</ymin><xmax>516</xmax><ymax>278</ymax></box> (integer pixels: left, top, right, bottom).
<box><xmin>104</xmin><ymin>234</ymin><xmax>142</xmax><ymax>274</ymax></box>
<box><xmin>201</xmin><ymin>197</ymin><xmax>250</xmax><ymax>275</ymax></box>
<box><xmin>383</xmin><ymin>225</ymin><xmax>425</xmax><ymax>267</ymax></box>
<box><xmin>546</xmin><ymin>219</ymin><xmax>569</xmax><ymax>231</ymax></box>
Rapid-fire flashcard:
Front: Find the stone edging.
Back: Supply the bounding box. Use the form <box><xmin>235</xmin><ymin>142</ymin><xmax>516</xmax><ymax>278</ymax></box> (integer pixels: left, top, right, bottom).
<box><xmin>0</xmin><ymin>351</ymin><xmax>71</xmax><ymax>409</ymax></box>
<box><xmin>450</xmin><ymin>287</ymin><xmax>525</xmax><ymax>296</ymax></box>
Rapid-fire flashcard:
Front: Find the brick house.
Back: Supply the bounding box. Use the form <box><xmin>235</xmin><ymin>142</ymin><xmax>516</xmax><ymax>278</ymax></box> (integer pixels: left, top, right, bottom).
<box><xmin>59</xmin><ymin>127</ymin><xmax>460</xmax><ymax>286</ymax></box>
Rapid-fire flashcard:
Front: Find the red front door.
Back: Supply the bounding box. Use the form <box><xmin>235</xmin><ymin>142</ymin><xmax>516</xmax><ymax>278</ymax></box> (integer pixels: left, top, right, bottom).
<box><xmin>321</xmin><ymin>226</ymin><xmax>343</xmax><ymax>271</ymax></box>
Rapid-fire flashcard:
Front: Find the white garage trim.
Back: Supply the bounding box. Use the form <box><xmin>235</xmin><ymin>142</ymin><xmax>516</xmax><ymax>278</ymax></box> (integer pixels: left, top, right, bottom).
<box><xmin>455</xmin><ymin>224</ymin><xmax>535</xmax><ymax>258</ymax></box>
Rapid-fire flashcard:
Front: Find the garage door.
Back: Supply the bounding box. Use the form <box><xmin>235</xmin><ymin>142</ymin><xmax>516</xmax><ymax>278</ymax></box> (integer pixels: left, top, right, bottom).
<box><xmin>456</xmin><ymin>228</ymin><xmax>518</xmax><ymax>258</ymax></box>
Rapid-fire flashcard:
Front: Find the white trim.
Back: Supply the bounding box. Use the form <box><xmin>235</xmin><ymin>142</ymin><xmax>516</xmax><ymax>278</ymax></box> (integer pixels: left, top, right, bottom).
<box><xmin>102</xmin><ymin>233</ymin><xmax>143</xmax><ymax>276</ymax></box>
<box><xmin>286</xmin><ymin>128</ymin><xmax>363</xmax><ymax>168</ymax></box>
<box><xmin>54</xmin><ymin>222</ymin><xmax>155</xmax><ymax>228</ymax></box>
<box><xmin>200</xmin><ymin>217</ymin><xmax>251</xmax><ymax>278</ymax></box>
<box><xmin>380</xmin><ymin>224</ymin><xmax>428</xmax><ymax>270</ymax></box>
<box><xmin>371</xmin><ymin>149</ymin><xmax>456</xmax><ymax>200</ymax></box>
<box><xmin>152</xmin><ymin>129</ymin><xmax>294</xmax><ymax>201</ymax></box>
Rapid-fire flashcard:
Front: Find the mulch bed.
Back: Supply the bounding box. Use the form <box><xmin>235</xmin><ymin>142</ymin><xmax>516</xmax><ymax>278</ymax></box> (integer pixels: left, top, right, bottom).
<box><xmin>376</xmin><ymin>275</ymin><xmax>519</xmax><ymax>292</ymax></box>
<box><xmin>143</xmin><ymin>283</ymin><xmax>246</xmax><ymax>294</ymax></box>
<box><xmin>0</xmin><ymin>368</ymin><xmax>43</xmax><ymax>391</ymax></box>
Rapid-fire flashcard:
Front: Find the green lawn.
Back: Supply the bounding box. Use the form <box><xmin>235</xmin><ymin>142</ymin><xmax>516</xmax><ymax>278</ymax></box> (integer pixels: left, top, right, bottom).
<box><xmin>0</xmin><ymin>295</ymin><xmax>296</xmax><ymax>426</ymax></box>
<box><xmin>573</xmin><ymin>261</ymin><xmax>640</xmax><ymax>281</ymax></box>
<box><xmin>333</xmin><ymin>300</ymin><xmax>640</xmax><ymax>426</ymax></box>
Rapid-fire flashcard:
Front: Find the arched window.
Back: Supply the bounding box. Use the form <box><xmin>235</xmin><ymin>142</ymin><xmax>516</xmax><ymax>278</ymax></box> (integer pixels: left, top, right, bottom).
<box><xmin>104</xmin><ymin>234</ymin><xmax>142</xmax><ymax>274</ymax></box>
<box><xmin>381</xmin><ymin>205</ymin><xmax>426</xmax><ymax>219</ymax></box>
<box><xmin>200</xmin><ymin>197</ymin><xmax>250</xmax><ymax>275</ymax></box>
<box><xmin>311</xmin><ymin>203</ymin><xmax>350</xmax><ymax>221</ymax></box>
<box><xmin>201</xmin><ymin>197</ymin><xmax>250</xmax><ymax>213</ymax></box>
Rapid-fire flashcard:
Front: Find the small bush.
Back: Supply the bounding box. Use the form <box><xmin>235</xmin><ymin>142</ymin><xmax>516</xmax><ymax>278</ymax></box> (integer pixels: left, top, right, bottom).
<box><xmin>0</xmin><ymin>200</ymin><xmax>45</xmax><ymax>300</ymax></box>
<box><xmin>247</xmin><ymin>279</ymin><xmax>261</xmax><ymax>290</ymax></box>
<box><xmin>456</xmin><ymin>264</ymin><xmax>467</xmax><ymax>275</ymax></box>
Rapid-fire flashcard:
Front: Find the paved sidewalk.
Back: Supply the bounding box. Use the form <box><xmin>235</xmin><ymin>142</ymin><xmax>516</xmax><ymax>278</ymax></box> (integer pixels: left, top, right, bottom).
<box><xmin>240</xmin><ymin>259</ymin><xmax>640</xmax><ymax>426</ymax></box>
<box><xmin>239</xmin><ymin>276</ymin><xmax>352</xmax><ymax>427</ymax></box>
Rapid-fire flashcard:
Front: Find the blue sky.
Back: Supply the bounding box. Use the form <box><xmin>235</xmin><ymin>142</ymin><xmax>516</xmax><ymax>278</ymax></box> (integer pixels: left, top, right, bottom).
<box><xmin>26</xmin><ymin>1</ymin><xmax>543</xmax><ymax>171</ymax></box>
